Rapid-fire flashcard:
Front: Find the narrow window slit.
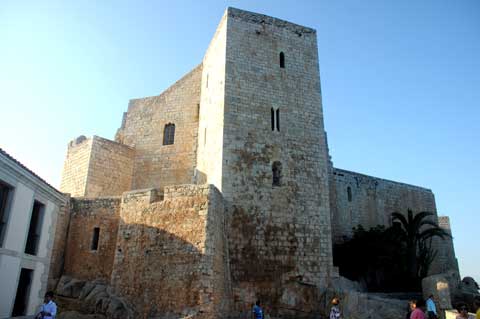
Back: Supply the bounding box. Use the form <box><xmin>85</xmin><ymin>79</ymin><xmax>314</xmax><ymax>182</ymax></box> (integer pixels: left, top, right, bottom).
<box><xmin>163</xmin><ymin>123</ymin><xmax>175</xmax><ymax>145</ymax></box>
<box><xmin>271</xmin><ymin>108</ymin><xmax>275</xmax><ymax>131</ymax></box>
<box><xmin>276</xmin><ymin>109</ymin><xmax>280</xmax><ymax>131</ymax></box>
<box><xmin>272</xmin><ymin>161</ymin><xmax>282</xmax><ymax>186</ymax></box>
<box><xmin>91</xmin><ymin>227</ymin><xmax>100</xmax><ymax>251</ymax></box>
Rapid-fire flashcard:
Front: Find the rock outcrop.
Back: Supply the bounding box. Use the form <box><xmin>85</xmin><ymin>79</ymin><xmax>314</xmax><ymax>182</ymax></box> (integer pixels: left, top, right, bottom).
<box><xmin>55</xmin><ymin>276</ymin><xmax>133</xmax><ymax>319</ymax></box>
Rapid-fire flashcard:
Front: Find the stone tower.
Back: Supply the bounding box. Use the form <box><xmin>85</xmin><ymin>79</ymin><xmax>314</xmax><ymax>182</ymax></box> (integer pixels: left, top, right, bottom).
<box><xmin>197</xmin><ymin>8</ymin><xmax>337</xmax><ymax>312</ymax></box>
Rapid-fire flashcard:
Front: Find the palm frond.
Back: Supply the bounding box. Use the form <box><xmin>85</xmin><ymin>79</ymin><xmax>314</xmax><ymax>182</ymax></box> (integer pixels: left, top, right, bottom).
<box><xmin>412</xmin><ymin>211</ymin><xmax>435</xmax><ymax>231</ymax></box>
<box><xmin>418</xmin><ymin>220</ymin><xmax>441</xmax><ymax>229</ymax></box>
<box><xmin>391</xmin><ymin>212</ymin><xmax>408</xmax><ymax>229</ymax></box>
<box><xmin>419</xmin><ymin>227</ymin><xmax>451</xmax><ymax>241</ymax></box>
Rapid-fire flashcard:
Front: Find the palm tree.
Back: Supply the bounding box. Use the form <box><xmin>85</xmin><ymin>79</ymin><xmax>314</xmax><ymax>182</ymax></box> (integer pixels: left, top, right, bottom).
<box><xmin>391</xmin><ymin>209</ymin><xmax>451</xmax><ymax>281</ymax></box>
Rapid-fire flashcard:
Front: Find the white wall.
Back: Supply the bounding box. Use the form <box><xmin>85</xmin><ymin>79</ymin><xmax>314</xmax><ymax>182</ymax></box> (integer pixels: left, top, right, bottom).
<box><xmin>3</xmin><ymin>183</ymin><xmax>34</xmax><ymax>252</ymax></box>
<box><xmin>0</xmin><ymin>254</ymin><xmax>21</xmax><ymax>318</ymax></box>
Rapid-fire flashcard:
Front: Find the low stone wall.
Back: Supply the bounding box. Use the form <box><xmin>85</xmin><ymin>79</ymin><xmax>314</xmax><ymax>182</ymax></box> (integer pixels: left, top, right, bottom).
<box><xmin>110</xmin><ymin>185</ymin><xmax>231</xmax><ymax>318</ymax></box>
<box><xmin>64</xmin><ymin>198</ymin><xmax>121</xmax><ymax>281</ymax></box>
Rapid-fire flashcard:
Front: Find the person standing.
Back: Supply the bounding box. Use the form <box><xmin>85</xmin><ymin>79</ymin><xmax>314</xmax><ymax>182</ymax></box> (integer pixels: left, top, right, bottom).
<box><xmin>330</xmin><ymin>297</ymin><xmax>341</xmax><ymax>319</ymax></box>
<box><xmin>426</xmin><ymin>295</ymin><xmax>438</xmax><ymax>319</ymax></box>
<box><xmin>252</xmin><ymin>300</ymin><xmax>264</xmax><ymax>319</ymax></box>
<box><xmin>409</xmin><ymin>300</ymin><xmax>426</xmax><ymax>319</ymax></box>
<box><xmin>36</xmin><ymin>291</ymin><xmax>57</xmax><ymax>319</ymax></box>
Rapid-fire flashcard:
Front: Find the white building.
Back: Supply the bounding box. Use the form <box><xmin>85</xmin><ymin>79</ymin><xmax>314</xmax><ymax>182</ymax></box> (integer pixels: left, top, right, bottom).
<box><xmin>0</xmin><ymin>148</ymin><xmax>66</xmax><ymax>318</ymax></box>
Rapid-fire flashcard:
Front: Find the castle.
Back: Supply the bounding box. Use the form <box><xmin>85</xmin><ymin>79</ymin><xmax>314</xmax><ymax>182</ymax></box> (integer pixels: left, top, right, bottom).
<box><xmin>54</xmin><ymin>8</ymin><xmax>458</xmax><ymax>318</ymax></box>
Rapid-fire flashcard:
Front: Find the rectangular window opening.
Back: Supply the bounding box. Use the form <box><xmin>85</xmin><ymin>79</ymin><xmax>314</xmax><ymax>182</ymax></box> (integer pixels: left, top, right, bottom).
<box><xmin>0</xmin><ymin>180</ymin><xmax>14</xmax><ymax>247</ymax></box>
<box><xmin>24</xmin><ymin>200</ymin><xmax>44</xmax><ymax>255</ymax></box>
<box><xmin>91</xmin><ymin>227</ymin><xmax>100</xmax><ymax>251</ymax></box>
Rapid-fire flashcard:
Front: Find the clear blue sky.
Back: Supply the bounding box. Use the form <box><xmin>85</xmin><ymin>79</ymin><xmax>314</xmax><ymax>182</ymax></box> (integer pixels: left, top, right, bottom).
<box><xmin>1</xmin><ymin>1</ymin><xmax>478</xmax><ymax>282</ymax></box>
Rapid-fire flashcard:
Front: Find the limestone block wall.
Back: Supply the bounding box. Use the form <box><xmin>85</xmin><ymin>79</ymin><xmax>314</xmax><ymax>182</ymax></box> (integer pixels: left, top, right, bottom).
<box><xmin>433</xmin><ymin>216</ymin><xmax>459</xmax><ymax>274</ymax></box>
<box><xmin>215</xmin><ymin>8</ymin><xmax>336</xmax><ymax>316</ymax></box>
<box><xmin>60</xmin><ymin>136</ymin><xmax>92</xmax><ymax>196</ymax></box>
<box><xmin>110</xmin><ymin>185</ymin><xmax>231</xmax><ymax>318</ymax></box>
<box><xmin>331</xmin><ymin>168</ymin><xmax>438</xmax><ymax>242</ymax></box>
<box><xmin>60</xmin><ymin>136</ymin><xmax>134</xmax><ymax>197</ymax></box>
<box><xmin>196</xmin><ymin>11</ymin><xmax>227</xmax><ymax>188</ymax></box>
<box><xmin>84</xmin><ymin>136</ymin><xmax>134</xmax><ymax>197</ymax></box>
<box><xmin>47</xmin><ymin>195</ymin><xmax>71</xmax><ymax>290</ymax></box>
<box><xmin>330</xmin><ymin>168</ymin><xmax>455</xmax><ymax>276</ymax></box>
<box><xmin>116</xmin><ymin>65</ymin><xmax>202</xmax><ymax>190</ymax></box>
<box><xmin>64</xmin><ymin>197</ymin><xmax>121</xmax><ymax>281</ymax></box>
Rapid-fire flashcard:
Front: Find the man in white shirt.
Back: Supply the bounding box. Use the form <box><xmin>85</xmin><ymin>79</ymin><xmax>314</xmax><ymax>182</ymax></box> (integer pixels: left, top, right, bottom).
<box><xmin>36</xmin><ymin>291</ymin><xmax>57</xmax><ymax>319</ymax></box>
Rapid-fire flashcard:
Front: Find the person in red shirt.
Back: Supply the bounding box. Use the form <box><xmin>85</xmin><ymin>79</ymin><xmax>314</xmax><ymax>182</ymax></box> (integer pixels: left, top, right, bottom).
<box><xmin>409</xmin><ymin>300</ymin><xmax>426</xmax><ymax>319</ymax></box>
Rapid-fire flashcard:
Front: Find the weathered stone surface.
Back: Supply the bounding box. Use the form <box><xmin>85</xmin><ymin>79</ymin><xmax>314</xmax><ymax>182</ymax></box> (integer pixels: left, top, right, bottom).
<box><xmin>58</xmin><ymin>311</ymin><xmax>106</xmax><ymax>319</ymax></box>
<box><xmin>460</xmin><ymin>277</ymin><xmax>479</xmax><ymax>294</ymax></box>
<box><xmin>60</xmin><ymin>136</ymin><xmax>134</xmax><ymax>197</ymax></box>
<box><xmin>422</xmin><ymin>273</ymin><xmax>453</xmax><ymax>310</ymax></box>
<box><xmin>55</xmin><ymin>277</ymin><xmax>133</xmax><ymax>319</ymax></box>
<box><xmin>319</xmin><ymin>289</ymin><xmax>406</xmax><ymax>319</ymax></box>
<box><xmin>110</xmin><ymin>185</ymin><xmax>231</xmax><ymax>318</ymax></box>
<box><xmin>330</xmin><ymin>276</ymin><xmax>366</xmax><ymax>293</ymax></box>
<box><xmin>115</xmin><ymin>65</ymin><xmax>202</xmax><ymax>191</ymax></box>
<box><xmin>64</xmin><ymin>198</ymin><xmax>120</xmax><ymax>281</ymax></box>
<box><xmin>56</xmin><ymin>276</ymin><xmax>84</xmax><ymax>298</ymax></box>
<box><xmin>329</xmin><ymin>168</ymin><xmax>458</xmax><ymax>276</ymax></box>
<box><xmin>47</xmin><ymin>197</ymin><xmax>72</xmax><ymax>291</ymax></box>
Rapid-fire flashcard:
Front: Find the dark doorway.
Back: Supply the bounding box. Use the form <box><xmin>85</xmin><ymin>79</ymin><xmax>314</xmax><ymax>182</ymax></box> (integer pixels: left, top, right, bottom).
<box><xmin>12</xmin><ymin>268</ymin><xmax>33</xmax><ymax>316</ymax></box>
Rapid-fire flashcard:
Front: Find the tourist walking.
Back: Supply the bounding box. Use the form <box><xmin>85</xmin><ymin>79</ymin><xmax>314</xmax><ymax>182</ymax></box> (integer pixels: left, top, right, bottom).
<box><xmin>252</xmin><ymin>300</ymin><xmax>264</xmax><ymax>319</ymax></box>
<box><xmin>329</xmin><ymin>297</ymin><xmax>341</xmax><ymax>319</ymax></box>
<box><xmin>36</xmin><ymin>291</ymin><xmax>57</xmax><ymax>319</ymax></box>
<box><xmin>409</xmin><ymin>300</ymin><xmax>426</xmax><ymax>319</ymax></box>
<box><xmin>426</xmin><ymin>295</ymin><xmax>438</xmax><ymax>319</ymax></box>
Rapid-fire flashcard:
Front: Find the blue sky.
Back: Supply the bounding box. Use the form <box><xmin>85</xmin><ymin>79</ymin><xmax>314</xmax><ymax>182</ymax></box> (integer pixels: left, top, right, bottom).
<box><xmin>1</xmin><ymin>1</ymin><xmax>478</xmax><ymax>282</ymax></box>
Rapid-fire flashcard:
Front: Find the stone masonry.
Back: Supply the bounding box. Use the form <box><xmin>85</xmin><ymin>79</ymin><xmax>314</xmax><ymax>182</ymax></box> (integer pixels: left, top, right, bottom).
<box><xmin>54</xmin><ymin>7</ymin><xmax>459</xmax><ymax>319</ymax></box>
<box><xmin>60</xmin><ymin>136</ymin><xmax>134</xmax><ymax>197</ymax></box>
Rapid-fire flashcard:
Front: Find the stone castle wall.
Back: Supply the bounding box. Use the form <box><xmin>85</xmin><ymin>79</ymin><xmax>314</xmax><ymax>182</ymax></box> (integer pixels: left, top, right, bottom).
<box><xmin>330</xmin><ymin>168</ymin><xmax>438</xmax><ymax>242</ymax></box>
<box><xmin>84</xmin><ymin>136</ymin><xmax>134</xmax><ymax>197</ymax></box>
<box><xmin>433</xmin><ymin>216</ymin><xmax>459</xmax><ymax>274</ymax></box>
<box><xmin>330</xmin><ymin>168</ymin><xmax>457</xmax><ymax>276</ymax></box>
<box><xmin>60</xmin><ymin>136</ymin><xmax>92</xmax><ymax>196</ymax></box>
<box><xmin>47</xmin><ymin>195</ymin><xmax>72</xmax><ymax>290</ymax></box>
<box><xmin>196</xmin><ymin>11</ymin><xmax>227</xmax><ymax>188</ymax></box>
<box><xmin>64</xmin><ymin>197</ymin><xmax>121</xmax><ymax>281</ymax></box>
<box><xmin>60</xmin><ymin>136</ymin><xmax>134</xmax><ymax>197</ymax></box>
<box><xmin>216</xmin><ymin>8</ymin><xmax>336</xmax><ymax>316</ymax></box>
<box><xmin>115</xmin><ymin>65</ymin><xmax>202</xmax><ymax>191</ymax></box>
<box><xmin>110</xmin><ymin>185</ymin><xmax>231</xmax><ymax>318</ymax></box>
